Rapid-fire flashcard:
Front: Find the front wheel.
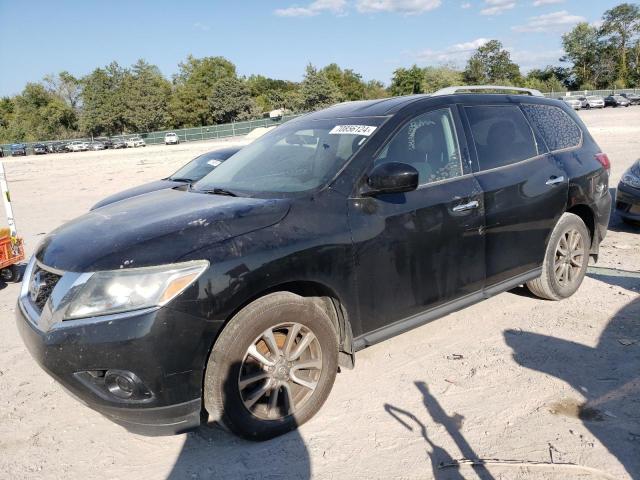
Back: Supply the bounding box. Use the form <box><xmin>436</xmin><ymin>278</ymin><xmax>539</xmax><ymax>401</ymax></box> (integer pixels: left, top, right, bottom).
<box><xmin>203</xmin><ymin>292</ymin><xmax>338</xmax><ymax>441</ymax></box>
<box><xmin>527</xmin><ymin>212</ymin><xmax>590</xmax><ymax>300</ymax></box>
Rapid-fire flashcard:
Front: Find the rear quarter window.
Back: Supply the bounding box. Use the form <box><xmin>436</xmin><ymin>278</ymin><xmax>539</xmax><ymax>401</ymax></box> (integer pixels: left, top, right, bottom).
<box><xmin>521</xmin><ymin>104</ymin><xmax>582</xmax><ymax>152</ymax></box>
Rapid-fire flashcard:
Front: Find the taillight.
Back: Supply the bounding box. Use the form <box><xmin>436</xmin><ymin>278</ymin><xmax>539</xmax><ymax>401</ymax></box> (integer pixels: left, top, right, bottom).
<box><xmin>595</xmin><ymin>153</ymin><xmax>610</xmax><ymax>171</ymax></box>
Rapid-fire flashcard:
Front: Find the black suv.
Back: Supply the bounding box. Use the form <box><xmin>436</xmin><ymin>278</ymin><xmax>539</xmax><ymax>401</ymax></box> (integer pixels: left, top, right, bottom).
<box><xmin>17</xmin><ymin>87</ymin><xmax>611</xmax><ymax>440</ymax></box>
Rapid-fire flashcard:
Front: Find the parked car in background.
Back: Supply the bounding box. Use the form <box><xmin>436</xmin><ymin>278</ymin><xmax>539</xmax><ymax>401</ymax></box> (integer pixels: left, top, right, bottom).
<box><xmin>604</xmin><ymin>95</ymin><xmax>631</xmax><ymax>107</ymax></box>
<box><xmin>0</xmin><ymin>147</ymin><xmax>4</xmax><ymax>157</ymax></box>
<box><xmin>47</xmin><ymin>142</ymin><xmax>68</xmax><ymax>153</ymax></box>
<box><xmin>10</xmin><ymin>144</ymin><xmax>27</xmax><ymax>156</ymax></box>
<box><xmin>18</xmin><ymin>86</ymin><xmax>612</xmax><ymax>440</ymax></box>
<box><xmin>66</xmin><ymin>141</ymin><xmax>90</xmax><ymax>152</ymax></box>
<box><xmin>126</xmin><ymin>136</ymin><xmax>146</xmax><ymax>148</ymax></box>
<box><xmin>91</xmin><ymin>146</ymin><xmax>242</xmax><ymax>210</ymax></box>
<box><xmin>95</xmin><ymin>137</ymin><xmax>114</xmax><ymax>149</ymax></box>
<box><xmin>89</xmin><ymin>141</ymin><xmax>106</xmax><ymax>151</ymax></box>
<box><xmin>578</xmin><ymin>96</ymin><xmax>605</xmax><ymax>109</ymax></box>
<box><xmin>619</xmin><ymin>92</ymin><xmax>640</xmax><ymax>105</ymax></box>
<box><xmin>112</xmin><ymin>137</ymin><xmax>127</xmax><ymax>149</ymax></box>
<box><xmin>33</xmin><ymin>143</ymin><xmax>48</xmax><ymax>155</ymax></box>
<box><xmin>558</xmin><ymin>96</ymin><xmax>582</xmax><ymax>110</ymax></box>
<box><xmin>616</xmin><ymin>159</ymin><xmax>640</xmax><ymax>225</ymax></box>
<box><xmin>164</xmin><ymin>132</ymin><xmax>179</xmax><ymax>145</ymax></box>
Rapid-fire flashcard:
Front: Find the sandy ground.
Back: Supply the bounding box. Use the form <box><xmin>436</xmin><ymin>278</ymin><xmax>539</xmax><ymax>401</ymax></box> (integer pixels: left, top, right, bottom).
<box><xmin>0</xmin><ymin>108</ymin><xmax>639</xmax><ymax>480</ymax></box>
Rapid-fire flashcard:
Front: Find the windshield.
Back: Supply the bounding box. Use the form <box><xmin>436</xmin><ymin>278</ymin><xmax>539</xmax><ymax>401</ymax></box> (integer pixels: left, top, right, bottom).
<box><xmin>195</xmin><ymin>117</ymin><xmax>384</xmax><ymax>194</ymax></box>
<box><xmin>170</xmin><ymin>149</ymin><xmax>239</xmax><ymax>182</ymax></box>
<box><xmin>587</xmin><ymin>96</ymin><xmax>600</xmax><ymax>100</ymax></box>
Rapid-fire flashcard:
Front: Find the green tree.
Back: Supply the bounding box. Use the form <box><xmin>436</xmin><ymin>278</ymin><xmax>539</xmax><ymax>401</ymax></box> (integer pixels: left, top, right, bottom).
<box><xmin>208</xmin><ymin>77</ymin><xmax>256</xmax><ymax>123</ymax></box>
<box><xmin>600</xmin><ymin>3</ymin><xmax>640</xmax><ymax>85</ymax></box>
<box><xmin>561</xmin><ymin>23</ymin><xmax>601</xmax><ymax>88</ymax></box>
<box><xmin>363</xmin><ymin>80</ymin><xmax>389</xmax><ymax>100</ymax></box>
<box><xmin>421</xmin><ymin>65</ymin><xmax>464</xmax><ymax>92</ymax></box>
<box><xmin>43</xmin><ymin>71</ymin><xmax>82</xmax><ymax>109</ymax></box>
<box><xmin>1</xmin><ymin>83</ymin><xmax>77</xmax><ymax>142</ymax></box>
<box><xmin>80</xmin><ymin>62</ymin><xmax>128</xmax><ymax>136</ymax></box>
<box><xmin>122</xmin><ymin>59</ymin><xmax>172</xmax><ymax>132</ymax></box>
<box><xmin>170</xmin><ymin>55</ymin><xmax>237</xmax><ymax>127</ymax></box>
<box><xmin>321</xmin><ymin>64</ymin><xmax>366</xmax><ymax>101</ymax></box>
<box><xmin>463</xmin><ymin>40</ymin><xmax>521</xmax><ymax>85</ymax></box>
<box><xmin>389</xmin><ymin>65</ymin><xmax>424</xmax><ymax>95</ymax></box>
<box><xmin>298</xmin><ymin>64</ymin><xmax>341</xmax><ymax>111</ymax></box>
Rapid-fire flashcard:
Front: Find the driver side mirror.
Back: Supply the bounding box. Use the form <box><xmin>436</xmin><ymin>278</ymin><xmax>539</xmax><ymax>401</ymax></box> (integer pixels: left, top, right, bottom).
<box><xmin>365</xmin><ymin>162</ymin><xmax>419</xmax><ymax>196</ymax></box>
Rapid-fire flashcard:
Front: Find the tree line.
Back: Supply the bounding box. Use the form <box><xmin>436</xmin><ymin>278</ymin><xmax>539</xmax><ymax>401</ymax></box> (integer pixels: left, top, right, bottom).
<box><xmin>1</xmin><ymin>2</ymin><xmax>638</xmax><ymax>144</ymax></box>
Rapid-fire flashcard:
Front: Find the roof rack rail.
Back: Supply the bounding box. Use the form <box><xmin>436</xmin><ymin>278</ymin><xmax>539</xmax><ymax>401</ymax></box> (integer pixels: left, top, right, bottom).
<box><xmin>431</xmin><ymin>85</ymin><xmax>544</xmax><ymax>97</ymax></box>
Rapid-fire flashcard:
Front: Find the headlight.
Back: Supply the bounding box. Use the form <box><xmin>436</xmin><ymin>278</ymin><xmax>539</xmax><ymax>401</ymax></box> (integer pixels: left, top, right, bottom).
<box><xmin>61</xmin><ymin>260</ymin><xmax>208</xmax><ymax>320</ymax></box>
<box><xmin>621</xmin><ymin>164</ymin><xmax>640</xmax><ymax>189</ymax></box>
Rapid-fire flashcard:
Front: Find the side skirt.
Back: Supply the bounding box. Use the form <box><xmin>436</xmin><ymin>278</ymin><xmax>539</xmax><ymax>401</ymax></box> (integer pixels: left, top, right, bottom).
<box><xmin>352</xmin><ymin>267</ymin><xmax>541</xmax><ymax>351</ymax></box>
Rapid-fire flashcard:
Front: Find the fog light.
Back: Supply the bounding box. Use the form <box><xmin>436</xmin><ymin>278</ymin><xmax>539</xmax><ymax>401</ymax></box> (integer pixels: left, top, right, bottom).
<box><xmin>105</xmin><ymin>370</ymin><xmax>142</xmax><ymax>400</ymax></box>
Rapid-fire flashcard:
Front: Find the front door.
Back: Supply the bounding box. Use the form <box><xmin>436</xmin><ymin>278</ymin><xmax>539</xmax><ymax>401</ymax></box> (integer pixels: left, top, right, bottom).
<box><xmin>348</xmin><ymin>106</ymin><xmax>485</xmax><ymax>339</ymax></box>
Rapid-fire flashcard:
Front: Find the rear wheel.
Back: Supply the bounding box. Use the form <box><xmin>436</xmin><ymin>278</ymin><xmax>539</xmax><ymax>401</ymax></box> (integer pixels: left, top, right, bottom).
<box><xmin>203</xmin><ymin>292</ymin><xmax>338</xmax><ymax>441</ymax></box>
<box><xmin>527</xmin><ymin>212</ymin><xmax>590</xmax><ymax>300</ymax></box>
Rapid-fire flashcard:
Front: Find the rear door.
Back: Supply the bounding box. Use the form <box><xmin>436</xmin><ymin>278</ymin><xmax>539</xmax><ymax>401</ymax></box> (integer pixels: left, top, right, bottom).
<box><xmin>461</xmin><ymin>102</ymin><xmax>568</xmax><ymax>287</ymax></box>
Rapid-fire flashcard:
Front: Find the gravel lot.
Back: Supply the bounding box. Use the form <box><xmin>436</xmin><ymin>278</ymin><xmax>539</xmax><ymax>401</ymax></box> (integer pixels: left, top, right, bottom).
<box><xmin>0</xmin><ymin>107</ymin><xmax>638</xmax><ymax>480</ymax></box>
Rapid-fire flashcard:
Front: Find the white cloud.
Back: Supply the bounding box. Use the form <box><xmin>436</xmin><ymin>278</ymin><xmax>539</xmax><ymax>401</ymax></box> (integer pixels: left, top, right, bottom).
<box><xmin>461</xmin><ymin>2</ymin><xmax>472</xmax><ymax>8</ymax></box>
<box><xmin>193</xmin><ymin>22</ymin><xmax>210</xmax><ymax>31</ymax></box>
<box><xmin>512</xmin><ymin>10</ymin><xmax>585</xmax><ymax>32</ymax></box>
<box><xmin>275</xmin><ymin>0</ymin><xmax>347</xmax><ymax>17</ymax></box>
<box><xmin>480</xmin><ymin>0</ymin><xmax>516</xmax><ymax>16</ymax></box>
<box><xmin>509</xmin><ymin>47</ymin><xmax>564</xmax><ymax>70</ymax></box>
<box><xmin>532</xmin><ymin>0</ymin><xmax>564</xmax><ymax>6</ymax></box>
<box><xmin>356</xmin><ymin>0</ymin><xmax>442</xmax><ymax>15</ymax></box>
<box><xmin>416</xmin><ymin>37</ymin><xmax>490</xmax><ymax>63</ymax></box>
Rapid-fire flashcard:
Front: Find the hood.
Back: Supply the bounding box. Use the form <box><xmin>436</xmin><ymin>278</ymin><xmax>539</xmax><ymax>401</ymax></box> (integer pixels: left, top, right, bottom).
<box><xmin>91</xmin><ymin>179</ymin><xmax>183</xmax><ymax>210</ymax></box>
<box><xmin>37</xmin><ymin>188</ymin><xmax>290</xmax><ymax>272</ymax></box>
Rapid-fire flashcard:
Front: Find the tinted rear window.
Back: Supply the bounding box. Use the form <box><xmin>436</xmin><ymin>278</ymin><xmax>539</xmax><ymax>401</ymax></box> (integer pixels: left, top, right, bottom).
<box><xmin>465</xmin><ymin>105</ymin><xmax>539</xmax><ymax>171</ymax></box>
<box><xmin>521</xmin><ymin>104</ymin><xmax>582</xmax><ymax>152</ymax></box>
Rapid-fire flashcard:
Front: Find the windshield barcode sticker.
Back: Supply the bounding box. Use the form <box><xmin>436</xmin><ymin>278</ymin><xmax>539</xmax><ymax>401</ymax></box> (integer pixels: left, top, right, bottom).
<box><xmin>329</xmin><ymin>125</ymin><xmax>377</xmax><ymax>136</ymax></box>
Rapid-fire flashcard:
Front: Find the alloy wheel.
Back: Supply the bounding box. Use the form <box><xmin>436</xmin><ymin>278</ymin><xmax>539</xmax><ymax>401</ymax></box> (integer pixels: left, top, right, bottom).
<box><xmin>554</xmin><ymin>228</ymin><xmax>585</xmax><ymax>287</ymax></box>
<box><xmin>238</xmin><ymin>323</ymin><xmax>323</xmax><ymax>420</ymax></box>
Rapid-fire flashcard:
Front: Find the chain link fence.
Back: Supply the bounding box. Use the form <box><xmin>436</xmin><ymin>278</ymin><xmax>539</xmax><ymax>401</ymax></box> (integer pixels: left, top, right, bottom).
<box><xmin>0</xmin><ymin>114</ymin><xmax>302</xmax><ymax>157</ymax></box>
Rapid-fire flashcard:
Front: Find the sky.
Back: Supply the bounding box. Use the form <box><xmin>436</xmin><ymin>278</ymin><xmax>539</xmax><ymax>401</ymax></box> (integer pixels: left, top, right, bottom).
<box><xmin>0</xmin><ymin>0</ymin><xmax>623</xmax><ymax>96</ymax></box>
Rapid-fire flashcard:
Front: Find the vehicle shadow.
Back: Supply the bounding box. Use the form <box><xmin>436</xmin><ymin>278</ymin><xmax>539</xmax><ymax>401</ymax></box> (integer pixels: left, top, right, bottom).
<box><xmin>385</xmin><ymin>381</ymin><xmax>496</xmax><ymax>480</ymax></box>
<box><xmin>586</xmin><ymin>266</ymin><xmax>640</xmax><ymax>294</ymax></box>
<box><xmin>166</xmin><ymin>362</ymin><xmax>311</xmax><ymax>480</ymax></box>
<box><xmin>504</xmin><ymin>297</ymin><xmax>640</xmax><ymax>478</ymax></box>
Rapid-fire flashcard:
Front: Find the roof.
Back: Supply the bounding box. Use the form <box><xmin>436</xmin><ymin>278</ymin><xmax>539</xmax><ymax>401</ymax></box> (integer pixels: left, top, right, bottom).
<box><xmin>303</xmin><ymin>94</ymin><xmax>429</xmax><ymax>119</ymax></box>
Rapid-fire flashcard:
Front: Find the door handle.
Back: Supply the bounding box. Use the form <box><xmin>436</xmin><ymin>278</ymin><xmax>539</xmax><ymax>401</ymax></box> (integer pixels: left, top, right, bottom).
<box><xmin>452</xmin><ymin>200</ymin><xmax>479</xmax><ymax>212</ymax></box>
<box><xmin>545</xmin><ymin>175</ymin><xmax>565</xmax><ymax>186</ymax></box>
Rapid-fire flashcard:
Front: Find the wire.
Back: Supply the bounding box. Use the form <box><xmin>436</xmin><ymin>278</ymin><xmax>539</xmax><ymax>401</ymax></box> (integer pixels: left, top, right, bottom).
<box><xmin>437</xmin><ymin>458</ymin><xmax>619</xmax><ymax>480</ymax></box>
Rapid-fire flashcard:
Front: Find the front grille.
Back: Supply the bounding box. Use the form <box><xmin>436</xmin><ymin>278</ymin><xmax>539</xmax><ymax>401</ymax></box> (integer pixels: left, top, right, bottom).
<box><xmin>30</xmin><ymin>265</ymin><xmax>62</xmax><ymax>311</ymax></box>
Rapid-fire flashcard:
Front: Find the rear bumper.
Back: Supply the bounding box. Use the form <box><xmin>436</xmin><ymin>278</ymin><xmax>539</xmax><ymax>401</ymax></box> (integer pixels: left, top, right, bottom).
<box><xmin>616</xmin><ymin>182</ymin><xmax>640</xmax><ymax>221</ymax></box>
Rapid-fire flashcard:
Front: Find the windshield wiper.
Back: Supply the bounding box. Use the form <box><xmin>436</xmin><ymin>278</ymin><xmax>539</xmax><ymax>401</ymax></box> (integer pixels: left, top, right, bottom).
<box><xmin>169</xmin><ymin>177</ymin><xmax>194</xmax><ymax>183</ymax></box>
<box><xmin>202</xmin><ymin>187</ymin><xmax>238</xmax><ymax>197</ymax></box>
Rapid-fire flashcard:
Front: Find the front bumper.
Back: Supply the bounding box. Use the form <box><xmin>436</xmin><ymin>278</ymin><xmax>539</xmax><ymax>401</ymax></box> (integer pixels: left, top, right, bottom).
<box><xmin>16</xmin><ymin>300</ymin><xmax>207</xmax><ymax>435</ymax></box>
<box><xmin>15</xmin><ymin>259</ymin><xmax>223</xmax><ymax>435</ymax></box>
<box><xmin>616</xmin><ymin>181</ymin><xmax>640</xmax><ymax>221</ymax></box>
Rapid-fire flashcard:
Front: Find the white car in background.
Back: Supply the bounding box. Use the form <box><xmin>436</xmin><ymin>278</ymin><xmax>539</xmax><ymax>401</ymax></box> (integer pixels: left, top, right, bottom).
<box><xmin>126</xmin><ymin>136</ymin><xmax>146</xmax><ymax>148</ymax></box>
<box><xmin>578</xmin><ymin>95</ymin><xmax>605</xmax><ymax>109</ymax></box>
<box><xmin>164</xmin><ymin>132</ymin><xmax>179</xmax><ymax>145</ymax></box>
<box><xmin>66</xmin><ymin>141</ymin><xmax>90</xmax><ymax>152</ymax></box>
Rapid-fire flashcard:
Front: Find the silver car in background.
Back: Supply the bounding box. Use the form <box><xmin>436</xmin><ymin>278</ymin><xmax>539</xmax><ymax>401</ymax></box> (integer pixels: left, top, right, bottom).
<box><xmin>559</xmin><ymin>96</ymin><xmax>582</xmax><ymax>110</ymax></box>
<box><xmin>578</xmin><ymin>95</ymin><xmax>605</xmax><ymax>109</ymax></box>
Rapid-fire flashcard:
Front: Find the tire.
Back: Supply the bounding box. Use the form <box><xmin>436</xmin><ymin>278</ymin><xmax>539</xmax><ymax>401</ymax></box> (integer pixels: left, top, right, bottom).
<box><xmin>527</xmin><ymin>212</ymin><xmax>590</xmax><ymax>301</ymax></box>
<box><xmin>0</xmin><ymin>264</ymin><xmax>21</xmax><ymax>283</ymax></box>
<box><xmin>203</xmin><ymin>291</ymin><xmax>338</xmax><ymax>441</ymax></box>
